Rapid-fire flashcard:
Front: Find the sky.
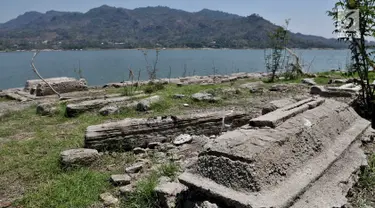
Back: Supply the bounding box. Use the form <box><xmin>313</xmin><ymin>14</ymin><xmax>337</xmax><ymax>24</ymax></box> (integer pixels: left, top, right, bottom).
<box><xmin>0</xmin><ymin>0</ymin><xmax>340</xmax><ymax>39</ymax></box>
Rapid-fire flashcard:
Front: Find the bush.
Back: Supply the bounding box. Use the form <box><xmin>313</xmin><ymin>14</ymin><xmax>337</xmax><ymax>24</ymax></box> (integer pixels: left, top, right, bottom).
<box><xmin>143</xmin><ymin>82</ymin><xmax>165</xmax><ymax>94</ymax></box>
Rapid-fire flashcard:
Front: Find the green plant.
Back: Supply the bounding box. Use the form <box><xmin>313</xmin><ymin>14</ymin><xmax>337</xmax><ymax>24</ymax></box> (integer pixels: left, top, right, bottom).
<box><xmin>122</xmin><ymin>171</ymin><xmax>160</xmax><ymax>208</ymax></box>
<box><xmin>144</xmin><ymin>82</ymin><xmax>165</xmax><ymax>94</ymax></box>
<box><xmin>159</xmin><ymin>162</ymin><xmax>180</xmax><ymax>179</ymax></box>
<box><xmin>328</xmin><ymin>0</ymin><xmax>375</xmax><ymax>120</ymax></box>
<box><xmin>264</xmin><ymin>19</ymin><xmax>290</xmax><ymax>82</ymax></box>
<box><xmin>74</xmin><ymin>60</ymin><xmax>84</xmax><ymax>79</ymax></box>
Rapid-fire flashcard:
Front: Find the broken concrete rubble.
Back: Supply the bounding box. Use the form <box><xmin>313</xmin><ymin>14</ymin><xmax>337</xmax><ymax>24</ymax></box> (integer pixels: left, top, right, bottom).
<box><xmin>60</xmin><ymin>148</ymin><xmax>100</xmax><ymax>168</ymax></box>
<box><xmin>178</xmin><ymin>98</ymin><xmax>370</xmax><ymax>208</ymax></box>
<box><xmin>35</xmin><ymin>78</ymin><xmax>88</xmax><ymax>96</ymax></box>
<box><xmin>84</xmin><ymin>111</ymin><xmax>252</xmax><ymax>151</ymax></box>
<box><xmin>66</xmin><ymin>94</ymin><xmax>145</xmax><ymax>117</ymax></box>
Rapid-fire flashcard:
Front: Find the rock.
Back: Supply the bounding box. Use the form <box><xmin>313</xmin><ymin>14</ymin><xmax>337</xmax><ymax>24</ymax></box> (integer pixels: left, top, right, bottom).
<box><xmin>36</xmin><ymin>102</ymin><xmax>59</xmax><ymax>116</ymax></box>
<box><xmin>302</xmin><ymin>78</ymin><xmax>317</xmax><ymax>86</ymax></box>
<box><xmin>125</xmin><ymin>162</ymin><xmax>145</xmax><ymax>173</ymax></box>
<box><xmin>60</xmin><ymin>148</ymin><xmax>99</xmax><ymax>167</ymax></box>
<box><xmin>173</xmin><ymin>134</ymin><xmax>193</xmax><ymax>145</ymax></box>
<box><xmin>85</xmin><ymin>111</ymin><xmax>251</xmax><ymax>151</ymax></box>
<box><xmin>196</xmin><ymin>201</ymin><xmax>219</xmax><ymax>208</ymax></box>
<box><xmin>110</xmin><ymin>174</ymin><xmax>131</xmax><ymax>186</ymax></box>
<box><xmin>119</xmin><ymin>185</ymin><xmax>133</xmax><ymax>196</ymax></box>
<box><xmin>66</xmin><ymin>94</ymin><xmax>145</xmax><ymax>117</ymax></box>
<box><xmin>191</xmin><ymin>93</ymin><xmax>220</xmax><ymax>103</ymax></box>
<box><xmin>270</xmin><ymin>84</ymin><xmax>288</xmax><ymax>92</ymax></box>
<box><xmin>183</xmin><ymin>103</ymin><xmax>189</xmax><ymax>107</ymax></box>
<box><xmin>99</xmin><ymin>105</ymin><xmax>119</xmax><ymax>116</ymax></box>
<box><xmin>133</xmin><ymin>147</ymin><xmax>147</xmax><ymax>154</ymax></box>
<box><xmin>35</xmin><ymin>78</ymin><xmax>88</xmax><ymax>96</ymax></box>
<box><xmin>155</xmin><ymin>182</ymin><xmax>188</xmax><ymax>208</ymax></box>
<box><xmin>148</xmin><ymin>142</ymin><xmax>162</xmax><ymax>149</ymax></box>
<box><xmin>99</xmin><ymin>192</ymin><xmax>119</xmax><ymax>207</ymax></box>
<box><xmin>173</xmin><ymin>94</ymin><xmax>185</xmax><ymax>99</ymax></box>
<box><xmin>136</xmin><ymin>95</ymin><xmax>161</xmax><ymax>111</ymax></box>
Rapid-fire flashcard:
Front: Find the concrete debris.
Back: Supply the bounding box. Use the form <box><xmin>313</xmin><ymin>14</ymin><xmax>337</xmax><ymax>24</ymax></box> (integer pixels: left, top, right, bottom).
<box><xmin>110</xmin><ymin>174</ymin><xmax>131</xmax><ymax>186</ymax></box>
<box><xmin>125</xmin><ymin>162</ymin><xmax>145</xmax><ymax>173</ymax></box>
<box><xmin>179</xmin><ymin>99</ymin><xmax>370</xmax><ymax>208</ymax></box>
<box><xmin>60</xmin><ymin>148</ymin><xmax>99</xmax><ymax>168</ymax></box>
<box><xmin>99</xmin><ymin>192</ymin><xmax>119</xmax><ymax>207</ymax></box>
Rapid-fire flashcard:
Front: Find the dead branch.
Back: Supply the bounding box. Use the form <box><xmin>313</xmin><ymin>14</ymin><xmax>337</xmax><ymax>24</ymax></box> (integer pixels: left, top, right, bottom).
<box><xmin>30</xmin><ymin>51</ymin><xmax>61</xmax><ymax>98</ymax></box>
<box><xmin>285</xmin><ymin>47</ymin><xmax>304</xmax><ymax>75</ymax></box>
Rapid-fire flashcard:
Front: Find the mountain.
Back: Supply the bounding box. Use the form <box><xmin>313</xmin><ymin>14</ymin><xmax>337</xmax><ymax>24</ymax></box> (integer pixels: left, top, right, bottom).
<box><xmin>0</xmin><ymin>5</ymin><xmax>347</xmax><ymax>50</ymax></box>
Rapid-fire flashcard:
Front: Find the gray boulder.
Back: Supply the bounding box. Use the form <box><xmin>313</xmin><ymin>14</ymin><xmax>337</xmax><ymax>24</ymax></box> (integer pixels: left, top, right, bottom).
<box><xmin>60</xmin><ymin>148</ymin><xmax>99</xmax><ymax>168</ymax></box>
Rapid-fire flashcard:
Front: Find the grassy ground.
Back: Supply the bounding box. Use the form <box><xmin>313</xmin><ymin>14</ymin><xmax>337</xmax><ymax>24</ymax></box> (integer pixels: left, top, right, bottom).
<box><xmin>1</xmin><ymin>74</ymin><xmax>374</xmax><ymax>208</ymax></box>
<box><xmin>0</xmin><ymin>81</ymin><xmax>248</xmax><ymax>208</ymax></box>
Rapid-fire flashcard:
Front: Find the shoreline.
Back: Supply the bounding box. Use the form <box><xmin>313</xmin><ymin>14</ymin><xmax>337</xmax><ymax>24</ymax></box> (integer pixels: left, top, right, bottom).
<box><xmin>0</xmin><ymin>47</ymin><xmax>349</xmax><ymax>53</ymax></box>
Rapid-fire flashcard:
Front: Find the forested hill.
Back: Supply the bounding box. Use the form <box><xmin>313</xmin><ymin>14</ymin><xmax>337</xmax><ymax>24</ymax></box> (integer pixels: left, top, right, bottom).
<box><xmin>0</xmin><ymin>5</ymin><xmax>347</xmax><ymax>50</ymax></box>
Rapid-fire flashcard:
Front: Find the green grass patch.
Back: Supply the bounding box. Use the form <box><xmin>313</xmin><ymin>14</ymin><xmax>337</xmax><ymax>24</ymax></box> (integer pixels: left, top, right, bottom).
<box><xmin>0</xmin><ymin>97</ymin><xmax>11</xmax><ymax>102</ymax></box>
<box><xmin>0</xmin><ymin>106</ymin><xmax>113</xmax><ymax>207</ymax></box>
<box><xmin>122</xmin><ymin>161</ymin><xmax>180</xmax><ymax>208</ymax></box>
<box><xmin>358</xmin><ymin>154</ymin><xmax>375</xmax><ymax>190</ymax></box>
<box><xmin>122</xmin><ymin>171</ymin><xmax>160</xmax><ymax>208</ymax></box>
<box><xmin>19</xmin><ymin>169</ymin><xmax>110</xmax><ymax>208</ymax></box>
<box><xmin>158</xmin><ymin>162</ymin><xmax>180</xmax><ymax>180</ymax></box>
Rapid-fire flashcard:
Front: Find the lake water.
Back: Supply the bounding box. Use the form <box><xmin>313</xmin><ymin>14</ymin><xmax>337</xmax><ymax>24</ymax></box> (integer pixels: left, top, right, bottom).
<box><xmin>0</xmin><ymin>49</ymin><xmax>351</xmax><ymax>90</ymax></box>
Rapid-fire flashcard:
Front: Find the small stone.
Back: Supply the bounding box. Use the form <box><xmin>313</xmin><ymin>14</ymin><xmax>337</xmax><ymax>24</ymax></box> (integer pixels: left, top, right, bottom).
<box><xmin>119</xmin><ymin>185</ymin><xmax>133</xmax><ymax>196</ymax></box>
<box><xmin>173</xmin><ymin>134</ymin><xmax>193</xmax><ymax>145</ymax></box>
<box><xmin>183</xmin><ymin>103</ymin><xmax>189</xmax><ymax>107</ymax></box>
<box><xmin>99</xmin><ymin>105</ymin><xmax>119</xmax><ymax>116</ymax></box>
<box><xmin>148</xmin><ymin>142</ymin><xmax>161</xmax><ymax>149</ymax></box>
<box><xmin>125</xmin><ymin>162</ymin><xmax>145</xmax><ymax>173</ymax></box>
<box><xmin>110</xmin><ymin>174</ymin><xmax>131</xmax><ymax>186</ymax></box>
<box><xmin>173</xmin><ymin>94</ymin><xmax>185</xmax><ymax>99</ymax></box>
<box><xmin>133</xmin><ymin>147</ymin><xmax>147</xmax><ymax>154</ymax></box>
<box><xmin>100</xmin><ymin>192</ymin><xmax>119</xmax><ymax>206</ymax></box>
<box><xmin>60</xmin><ymin>148</ymin><xmax>99</xmax><ymax>168</ymax></box>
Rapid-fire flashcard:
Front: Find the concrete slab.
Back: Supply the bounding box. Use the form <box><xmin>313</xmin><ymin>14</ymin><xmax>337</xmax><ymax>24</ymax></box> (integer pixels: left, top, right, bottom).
<box><xmin>179</xmin><ymin>99</ymin><xmax>370</xmax><ymax>208</ymax></box>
